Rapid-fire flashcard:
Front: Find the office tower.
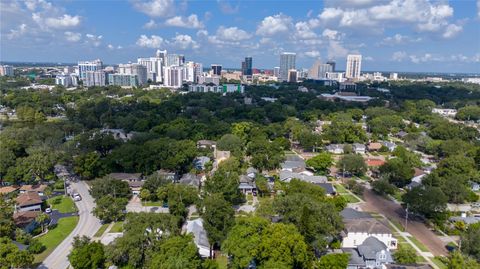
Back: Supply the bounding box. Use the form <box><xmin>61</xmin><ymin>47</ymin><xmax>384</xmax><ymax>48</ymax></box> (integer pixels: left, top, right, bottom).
<box><xmin>194</xmin><ymin>63</ymin><xmax>203</xmax><ymax>83</ymax></box>
<box><xmin>137</xmin><ymin>56</ymin><xmax>163</xmax><ymax>83</ymax></box>
<box><xmin>63</xmin><ymin>66</ymin><xmax>75</xmax><ymax>74</ymax></box>
<box><xmin>183</xmin><ymin>61</ymin><xmax>196</xmax><ymax>82</ymax></box>
<box><xmin>118</xmin><ymin>63</ymin><xmax>148</xmax><ymax>85</ymax></box>
<box><xmin>78</xmin><ymin>59</ymin><xmax>102</xmax><ymax>79</ymax></box>
<box><xmin>345</xmin><ymin>54</ymin><xmax>362</xmax><ymax>79</ymax></box>
<box><xmin>166</xmin><ymin>54</ymin><xmax>184</xmax><ymax>67</ymax></box>
<box><xmin>55</xmin><ymin>74</ymin><xmax>72</xmax><ymax>87</ymax></box>
<box><xmin>108</xmin><ymin>74</ymin><xmax>138</xmax><ymax>87</ymax></box>
<box><xmin>211</xmin><ymin>64</ymin><xmax>222</xmax><ymax>76</ymax></box>
<box><xmin>164</xmin><ymin>66</ymin><xmax>185</xmax><ymax>88</ymax></box>
<box><xmin>273</xmin><ymin>67</ymin><xmax>280</xmax><ymax>78</ymax></box>
<box><xmin>308</xmin><ymin>60</ymin><xmax>322</xmax><ymax>79</ymax></box>
<box><xmin>242</xmin><ymin>56</ymin><xmax>252</xmax><ymax>76</ymax></box>
<box><xmin>287</xmin><ymin>69</ymin><xmax>298</xmax><ymax>83</ymax></box>
<box><xmin>85</xmin><ymin>70</ymin><xmax>106</xmax><ymax>87</ymax></box>
<box><xmin>0</xmin><ymin>65</ymin><xmax>14</xmax><ymax>76</ymax></box>
<box><xmin>326</xmin><ymin>60</ymin><xmax>336</xmax><ymax>72</ymax></box>
<box><xmin>279</xmin><ymin>52</ymin><xmax>296</xmax><ymax>81</ymax></box>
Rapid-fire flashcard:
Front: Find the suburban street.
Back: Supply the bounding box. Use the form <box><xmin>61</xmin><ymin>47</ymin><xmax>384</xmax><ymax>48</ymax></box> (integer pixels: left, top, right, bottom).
<box><xmin>361</xmin><ymin>189</ymin><xmax>449</xmax><ymax>256</ymax></box>
<box><xmin>38</xmin><ymin>181</ymin><xmax>101</xmax><ymax>269</ymax></box>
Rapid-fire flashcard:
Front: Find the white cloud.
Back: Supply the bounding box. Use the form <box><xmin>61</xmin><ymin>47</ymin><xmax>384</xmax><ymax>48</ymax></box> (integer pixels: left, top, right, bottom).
<box><xmin>392</xmin><ymin>51</ymin><xmax>407</xmax><ymax>61</ymax></box>
<box><xmin>64</xmin><ymin>31</ymin><xmax>81</xmax><ymax>42</ymax></box>
<box><xmin>322</xmin><ymin>29</ymin><xmax>343</xmax><ymax>40</ymax></box>
<box><xmin>143</xmin><ymin>19</ymin><xmax>158</xmax><ymax>29</ymax></box>
<box><xmin>196</xmin><ymin>29</ymin><xmax>209</xmax><ymax>37</ymax></box>
<box><xmin>478</xmin><ymin>0</ymin><xmax>480</xmax><ymax>18</ymax></box>
<box><xmin>381</xmin><ymin>34</ymin><xmax>421</xmax><ymax>45</ymax></box>
<box><xmin>7</xmin><ymin>24</ymin><xmax>27</xmax><ymax>39</ymax></box>
<box><xmin>85</xmin><ymin>34</ymin><xmax>102</xmax><ymax>47</ymax></box>
<box><xmin>107</xmin><ymin>44</ymin><xmax>114</xmax><ymax>50</ymax></box>
<box><xmin>327</xmin><ymin>40</ymin><xmax>348</xmax><ymax>58</ymax></box>
<box><xmin>43</xmin><ymin>14</ymin><xmax>81</xmax><ymax>29</ymax></box>
<box><xmin>295</xmin><ymin>22</ymin><xmax>317</xmax><ymax>39</ymax></box>
<box><xmin>215</xmin><ymin>26</ymin><xmax>251</xmax><ymax>41</ymax></box>
<box><xmin>256</xmin><ymin>14</ymin><xmax>293</xmax><ymax>36</ymax></box>
<box><xmin>136</xmin><ymin>34</ymin><xmax>164</xmax><ymax>48</ymax></box>
<box><xmin>319</xmin><ymin>8</ymin><xmax>343</xmax><ymax>21</ymax></box>
<box><xmin>132</xmin><ymin>0</ymin><xmax>174</xmax><ymax>18</ymax></box>
<box><xmin>171</xmin><ymin>34</ymin><xmax>198</xmax><ymax>49</ymax></box>
<box><xmin>217</xmin><ymin>0</ymin><xmax>239</xmax><ymax>14</ymax></box>
<box><xmin>165</xmin><ymin>14</ymin><xmax>204</xmax><ymax>29</ymax></box>
<box><xmin>442</xmin><ymin>24</ymin><xmax>462</xmax><ymax>39</ymax></box>
<box><xmin>305</xmin><ymin>50</ymin><xmax>321</xmax><ymax>58</ymax></box>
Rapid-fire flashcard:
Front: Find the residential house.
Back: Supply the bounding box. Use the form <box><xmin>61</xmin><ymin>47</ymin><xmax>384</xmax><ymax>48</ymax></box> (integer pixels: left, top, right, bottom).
<box><xmin>396</xmin><ymin>131</ymin><xmax>408</xmax><ymax>139</ymax></box>
<box><xmin>13</xmin><ymin>211</ymin><xmax>40</xmax><ymax>233</ymax></box>
<box><xmin>432</xmin><ymin>108</ymin><xmax>457</xmax><ymax>117</ymax></box>
<box><xmin>279</xmin><ymin>170</ymin><xmax>327</xmax><ymax>184</ymax></box>
<box><xmin>197</xmin><ymin>140</ymin><xmax>216</xmax><ymax>149</ymax></box>
<box><xmin>179</xmin><ymin>173</ymin><xmax>201</xmax><ymax>189</ymax></box>
<box><xmin>19</xmin><ymin>185</ymin><xmax>48</xmax><ymax>196</ymax></box>
<box><xmin>353</xmin><ymin>143</ymin><xmax>366</xmax><ymax>154</ymax></box>
<box><xmin>316</xmin><ymin>183</ymin><xmax>336</xmax><ymax>196</ymax></box>
<box><xmin>246</xmin><ymin>167</ymin><xmax>258</xmax><ymax>179</ymax></box>
<box><xmin>449</xmin><ymin>213</ymin><xmax>480</xmax><ymax>226</ymax></box>
<box><xmin>0</xmin><ymin>186</ymin><xmax>19</xmax><ymax>198</ymax></box>
<box><xmin>194</xmin><ymin>156</ymin><xmax>211</xmax><ymax>171</ymax></box>
<box><xmin>365</xmin><ymin>158</ymin><xmax>386</xmax><ymax>168</ymax></box>
<box><xmin>185</xmin><ymin>218</ymin><xmax>211</xmax><ymax>258</ymax></box>
<box><xmin>381</xmin><ymin>141</ymin><xmax>397</xmax><ymax>152</ymax></box>
<box><xmin>100</xmin><ymin>128</ymin><xmax>134</xmax><ymax>141</ymax></box>
<box><xmin>16</xmin><ymin>192</ymin><xmax>44</xmax><ymax>212</ymax></box>
<box><xmin>406</xmin><ymin>169</ymin><xmax>427</xmax><ymax>190</ymax></box>
<box><xmin>367</xmin><ymin>142</ymin><xmax>382</xmax><ymax>152</ymax></box>
<box><xmin>153</xmin><ymin>170</ymin><xmax>178</xmax><ymax>182</ymax></box>
<box><xmin>342</xmin><ymin>217</ymin><xmax>397</xmax><ymax>250</ymax></box>
<box><xmin>281</xmin><ymin>155</ymin><xmax>306</xmax><ymax>172</ymax></box>
<box><xmin>471</xmin><ymin>182</ymin><xmax>480</xmax><ymax>192</ymax></box>
<box><xmin>108</xmin><ymin>173</ymin><xmax>144</xmax><ymax>195</ymax></box>
<box><xmin>214</xmin><ymin>150</ymin><xmax>230</xmax><ymax>164</ymax></box>
<box><xmin>326</xmin><ymin>144</ymin><xmax>344</xmax><ymax>154</ymax></box>
<box><xmin>344</xmin><ymin>236</ymin><xmax>394</xmax><ymax>269</ymax></box>
<box><xmin>239</xmin><ymin>175</ymin><xmax>256</xmax><ymax>195</ymax></box>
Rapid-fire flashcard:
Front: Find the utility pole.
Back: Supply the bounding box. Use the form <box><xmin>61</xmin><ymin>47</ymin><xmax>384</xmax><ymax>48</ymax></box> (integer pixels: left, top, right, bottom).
<box><xmin>405</xmin><ymin>203</ymin><xmax>409</xmax><ymax>232</ymax></box>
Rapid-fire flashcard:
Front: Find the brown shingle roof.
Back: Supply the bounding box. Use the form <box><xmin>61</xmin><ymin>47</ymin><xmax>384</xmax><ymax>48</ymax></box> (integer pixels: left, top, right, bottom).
<box><xmin>345</xmin><ymin>218</ymin><xmax>392</xmax><ymax>235</ymax></box>
<box><xmin>108</xmin><ymin>173</ymin><xmax>142</xmax><ymax>181</ymax></box>
<box><xmin>0</xmin><ymin>186</ymin><xmax>19</xmax><ymax>194</ymax></box>
<box><xmin>13</xmin><ymin>211</ymin><xmax>40</xmax><ymax>226</ymax></box>
<box><xmin>16</xmin><ymin>192</ymin><xmax>43</xmax><ymax>207</ymax></box>
<box><xmin>20</xmin><ymin>184</ymin><xmax>47</xmax><ymax>192</ymax></box>
<box><xmin>368</xmin><ymin>142</ymin><xmax>382</xmax><ymax>151</ymax></box>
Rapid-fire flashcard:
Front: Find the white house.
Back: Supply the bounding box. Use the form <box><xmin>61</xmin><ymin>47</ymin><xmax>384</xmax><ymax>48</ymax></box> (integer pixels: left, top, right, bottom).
<box><xmin>352</xmin><ymin>143</ymin><xmax>366</xmax><ymax>154</ymax></box>
<box><xmin>326</xmin><ymin>144</ymin><xmax>344</xmax><ymax>154</ymax></box>
<box><xmin>432</xmin><ymin>108</ymin><xmax>457</xmax><ymax>117</ymax></box>
<box><xmin>185</xmin><ymin>218</ymin><xmax>211</xmax><ymax>258</ymax></box>
<box><xmin>16</xmin><ymin>192</ymin><xmax>43</xmax><ymax>212</ymax></box>
<box><xmin>342</xmin><ymin>218</ymin><xmax>397</xmax><ymax>250</ymax></box>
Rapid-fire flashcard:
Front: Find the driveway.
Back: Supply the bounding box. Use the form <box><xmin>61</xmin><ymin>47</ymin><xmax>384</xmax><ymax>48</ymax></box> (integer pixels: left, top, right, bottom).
<box><xmin>38</xmin><ymin>181</ymin><xmax>102</xmax><ymax>269</ymax></box>
<box><xmin>361</xmin><ymin>189</ymin><xmax>448</xmax><ymax>256</ymax></box>
<box><xmin>126</xmin><ymin>196</ymin><xmax>169</xmax><ymax>213</ymax></box>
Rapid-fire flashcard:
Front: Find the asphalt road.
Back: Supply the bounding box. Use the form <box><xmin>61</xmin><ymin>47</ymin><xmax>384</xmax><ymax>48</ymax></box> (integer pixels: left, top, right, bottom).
<box><xmin>361</xmin><ymin>189</ymin><xmax>448</xmax><ymax>256</ymax></box>
<box><xmin>38</xmin><ymin>181</ymin><xmax>101</xmax><ymax>269</ymax></box>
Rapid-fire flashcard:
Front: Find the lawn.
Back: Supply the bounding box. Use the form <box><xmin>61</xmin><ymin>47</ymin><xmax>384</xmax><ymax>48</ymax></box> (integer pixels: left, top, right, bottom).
<box><xmin>334</xmin><ymin>184</ymin><xmax>348</xmax><ymax>194</ymax></box>
<box><xmin>215</xmin><ymin>255</ymin><xmax>228</xmax><ymax>269</ymax></box>
<box><xmin>94</xmin><ymin>223</ymin><xmax>110</xmax><ymax>237</ymax></box>
<box><xmin>407</xmin><ymin>236</ymin><xmax>429</xmax><ymax>252</ymax></box>
<box><xmin>34</xmin><ymin>216</ymin><xmax>79</xmax><ymax>263</ymax></box>
<box><xmin>110</xmin><ymin>221</ymin><xmax>124</xmax><ymax>233</ymax></box>
<box><xmin>341</xmin><ymin>193</ymin><xmax>360</xmax><ymax>203</ymax></box>
<box><xmin>432</xmin><ymin>257</ymin><xmax>448</xmax><ymax>269</ymax></box>
<box><xmin>47</xmin><ymin>196</ymin><xmax>77</xmax><ymax>213</ymax></box>
<box><xmin>392</xmin><ymin>189</ymin><xmax>405</xmax><ymax>202</ymax></box>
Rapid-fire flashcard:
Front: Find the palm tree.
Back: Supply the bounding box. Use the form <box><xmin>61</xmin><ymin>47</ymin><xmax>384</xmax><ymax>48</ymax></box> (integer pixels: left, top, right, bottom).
<box><xmin>36</xmin><ymin>213</ymin><xmax>50</xmax><ymax>233</ymax></box>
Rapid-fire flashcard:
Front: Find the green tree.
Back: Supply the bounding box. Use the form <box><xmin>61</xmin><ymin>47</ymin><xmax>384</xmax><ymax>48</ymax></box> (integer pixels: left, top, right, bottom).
<box><xmin>35</xmin><ymin>213</ymin><xmax>50</xmax><ymax>233</ymax></box>
<box><xmin>246</xmin><ymin>136</ymin><xmax>285</xmax><ymax>172</ymax></box>
<box><xmin>202</xmin><ymin>194</ymin><xmax>235</xmax><ymax>256</ymax></box>
<box><xmin>393</xmin><ymin>245</ymin><xmax>417</xmax><ymax>265</ymax></box>
<box><xmin>157</xmin><ymin>183</ymin><xmax>198</xmax><ymax>221</ymax></box>
<box><xmin>306</xmin><ymin>152</ymin><xmax>333</xmax><ymax>174</ymax></box>
<box><xmin>204</xmin><ymin>160</ymin><xmax>243</xmax><ymax>205</ymax></box>
<box><xmin>217</xmin><ymin>134</ymin><xmax>244</xmax><ymax>157</ymax></box>
<box><xmin>93</xmin><ymin>196</ymin><xmax>128</xmax><ymax>223</ymax></box>
<box><xmin>403</xmin><ymin>186</ymin><xmax>448</xmax><ymax>221</ymax></box>
<box><xmin>337</xmin><ymin>154</ymin><xmax>367</xmax><ymax>176</ymax></box>
<box><xmin>139</xmin><ymin>189</ymin><xmax>151</xmax><ymax>201</ymax></box>
<box><xmin>148</xmin><ymin>235</ymin><xmax>202</xmax><ymax>269</ymax></box>
<box><xmin>0</xmin><ymin>199</ymin><xmax>15</xmax><ymax>238</ymax></box>
<box><xmin>315</xmin><ymin>253</ymin><xmax>350</xmax><ymax>269</ymax></box>
<box><xmin>461</xmin><ymin>223</ymin><xmax>480</xmax><ymax>261</ymax></box>
<box><xmin>0</xmin><ymin>237</ymin><xmax>34</xmax><ymax>268</ymax></box>
<box><xmin>73</xmin><ymin>152</ymin><xmax>104</xmax><ymax>180</ymax></box>
<box><xmin>255</xmin><ymin>176</ymin><xmax>270</xmax><ymax>197</ymax></box>
<box><xmin>447</xmin><ymin>251</ymin><xmax>480</xmax><ymax>269</ymax></box>
<box><xmin>90</xmin><ymin>176</ymin><xmax>132</xmax><ymax>200</ymax></box>
<box><xmin>379</xmin><ymin>158</ymin><xmax>415</xmax><ymax>188</ymax></box>
<box><xmin>68</xmin><ymin>236</ymin><xmax>105</xmax><ymax>269</ymax></box>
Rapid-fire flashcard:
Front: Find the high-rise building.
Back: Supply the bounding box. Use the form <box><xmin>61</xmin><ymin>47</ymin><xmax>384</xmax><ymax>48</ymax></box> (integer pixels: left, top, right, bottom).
<box><xmin>55</xmin><ymin>74</ymin><xmax>72</xmax><ymax>87</ymax></box>
<box><xmin>273</xmin><ymin>67</ymin><xmax>280</xmax><ymax>78</ymax></box>
<box><xmin>108</xmin><ymin>74</ymin><xmax>138</xmax><ymax>87</ymax></box>
<box><xmin>389</xmin><ymin>73</ymin><xmax>398</xmax><ymax>80</ymax></box>
<box><xmin>211</xmin><ymin>64</ymin><xmax>222</xmax><ymax>76</ymax></box>
<box><xmin>279</xmin><ymin>52</ymin><xmax>296</xmax><ymax>81</ymax></box>
<box><xmin>78</xmin><ymin>59</ymin><xmax>103</xmax><ymax>79</ymax></box>
<box><xmin>166</xmin><ymin>54</ymin><xmax>184</xmax><ymax>66</ymax></box>
<box><xmin>118</xmin><ymin>63</ymin><xmax>148</xmax><ymax>85</ymax></box>
<box><xmin>308</xmin><ymin>61</ymin><xmax>333</xmax><ymax>79</ymax></box>
<box><xmin>85</xmin><ymin>70</ymin><xmax>106</xmax><ymax>87</ymax></box>
<box><xmin>0</xmin><ymin>65</ymin><xmax>14</xmax><ymax>76</ymax></box>
<box><xmin>345</xmin><ymin>54</ymin><xmax>362</xmax><ymax>79</ymax></box>
<box><xmin>183</xmin><ymin>61</ymin><xmax>197</xmax><ymax>83</ymax></box>
<box><xmin>242</xmin><ymin>56</ymin><xmax>252</xmax><ymax>76</ymax></box>
<box><xmin>287</xmin><ymin>69</ymin><xmax>298</xmax><ymax>83</ymax></box>
<box><xmin>164</xmin><ymin>66</ymin><xmax>185</xmax><ymax>88</ymax></box>
<box><xmin>326</xmin><ymin>60</ymin><xmax>336</xmax><ymax>72</ymax></box>
<box><xmin>137</xmin><ymin>56</ymin><xmax>163</xmax><ymax>83</ymax></box>
<box><xmin>194</xmin><ymin>63</ymin><xmax>203</xmax><ymax>83</ymax></box>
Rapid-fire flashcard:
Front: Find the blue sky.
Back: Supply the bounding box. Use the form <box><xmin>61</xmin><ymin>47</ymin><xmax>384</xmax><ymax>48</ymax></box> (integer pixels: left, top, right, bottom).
<box><xmin>1</xmin><ymin>0</ymin><xmax>479</xmax><ymax>73</ymax></box>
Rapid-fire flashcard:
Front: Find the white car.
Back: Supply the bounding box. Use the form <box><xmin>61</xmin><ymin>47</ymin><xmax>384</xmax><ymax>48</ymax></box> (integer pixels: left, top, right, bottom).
<box><xmin>45</xmin><ymin>208</ymin><xmax>52</xmax><ymax>214</ymax></box>
<box><xmin>73</xmin><ymin>194</ymin><xmax>82</xmax><ymax>201</ymax></box>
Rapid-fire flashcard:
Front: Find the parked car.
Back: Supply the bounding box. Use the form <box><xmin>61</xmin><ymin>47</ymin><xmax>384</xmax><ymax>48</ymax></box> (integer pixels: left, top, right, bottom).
<box><xmin>45</xmin><ymin>208</ymin><xmax>52</xmax><ymax>214</ymax></box>
<box><xmin>73</xmin><ymin>194</ymin><xmax>82</xmax><ymax>201</ymax></box>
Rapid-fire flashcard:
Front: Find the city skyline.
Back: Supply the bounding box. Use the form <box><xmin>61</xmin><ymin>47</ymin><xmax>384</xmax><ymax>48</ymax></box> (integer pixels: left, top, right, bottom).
<box><xmin>1</xmin><ymin>0</ymin><xmax>480</xmax><ymax>73</ymax></box>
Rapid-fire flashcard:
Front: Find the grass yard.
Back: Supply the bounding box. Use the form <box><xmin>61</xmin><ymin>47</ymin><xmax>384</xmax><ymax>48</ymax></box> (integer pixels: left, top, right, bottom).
<box><xmin>94</xmin><ymin>223</ymin><xmax>110</xmax><ymax>237</ymax></box>
<box><xmin>142</xmin><ymin>201</ymin><xmax>163</xmax><ymax>206</ymax></box>
<box><xmin>215</xmin><ymin>255</ymin><xmax>228</xmax><ymax>269</ymax></box>
<box><xmin>392</xmin><ymin>189</ymin><xmax>405</xmax><ymax>202</ymax></box>
<box><xmin>47</xmin><ymin>196</ymin><xmax>77</xmax><ymax>213</ymax></box>
<box><xmin>432</xmin><ymin>257</ymin><xmax>448</xmax><ymax>269</ymax></box>
<box><xmin>407</xmin><ymin>236</ymin><xmax>429</xmax><ymax>252</ymax></box>
<box><xmin>110</xmin><ymin>221</ymin><xmax>124</xmax><ymax>233</ymax></box>
<box><xmin>334</xmin><ymin>184</ymin><xmax>348</xmax><ymax>194</ymax></box>
<box><xmin>341</xmin><ymin>193</ymin><xmax>360</xmax><ymax>203</ymax></box>
<box><xmin>34</xmin><ymin>216</ymin><xmax>79</xmax><ymax>263</ymax></box>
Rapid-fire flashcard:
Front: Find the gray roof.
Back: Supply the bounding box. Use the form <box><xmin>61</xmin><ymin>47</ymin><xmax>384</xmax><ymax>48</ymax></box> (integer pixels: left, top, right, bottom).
<box><xmin>281</xmin><ymin>160</ymin><xmax>306</xmax><ymax>170</ymax></box>
<box><xmin>186</xmin><ymin>218</ymin><xmax>210</xmax><ymax>248</ymax></box>
<box><xmin>382</xmin><ymin>141</ymin><xmax>396</xmax><ymax>148</ymax></box>
<box><xmin>450</xmin><ymin>216</ymin><xmax>480</xmax><ymax>225</ymax></box>
<box><xmin>341</xmin><ymin>208</ymin><xmax>373</xmax><ymax>220</ymax></box>
<box><xmin>179</xmin><ymin>173</ymin><xmax>200</xmax><ymax>187</ymax></box>
<box><xmin>316</xmin><ymin>183</ymin><xmax>336</xmax><ymax>194</ymax></box>
<box><xmin>326</xmin><ymin>144</ymin><xmax>344</xmax><ymax>150</ymax></box>
<box><xmin>343</xmin><ymin>248</ymin><xmax>366</xmax><ymax>266</ymax></box>
<box><xmin>345</xmin><ymin>218</ymin><xmax>392</xmax><ymax>235</ymax></box>
<box><xmin>239</xmin><ymin>182</ymin><xmax>256</xmax><ymax>189</ymax></box>
<box><xmin>246</xmin><ymin>167</ymin><xmax>258</xmax><ymax>174</ymax></box>
<box><xmin>108</xmin><ymin>173</ymin><xmax>142</xmax><ymax>181</ymax></box>
<box><xmin>353</xmin><ymin>143</ymin><xmax>366</xmax><ymax>149</ymax></box>
<box><xmin>358</xmin><ymin>236</ymin><xmax>388</xmax><ymax>259</ymax></box>
<box><xmin>279</xmin><ymin>170</ymin><xmax>327</xmax><ymax>184</ymax></box>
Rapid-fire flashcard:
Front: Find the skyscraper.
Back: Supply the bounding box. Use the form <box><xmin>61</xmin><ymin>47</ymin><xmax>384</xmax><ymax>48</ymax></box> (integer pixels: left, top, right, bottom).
<box><xmin>345</xmin><ymin>54</ymin><xmax>362</xmax><ymax>79</ymax></box>
<box><xmin>326</xmin><ymin>60</ymin><xmax>336</xmax><ymax>72</ymax></box>
<box><xmin>279</xmin><ymin>52</ymin><xmax>296</xmax><ymax>81</ymax></box>
<box><xmin>211</xmin><ymin>64</ymin><xmax>222</xmax><ymax>76</ymax></box>
<box><xmin>242</xmin><ymin>56</ymin><xmax>252</xmax><ymax>76</ymax></box>
<box><xmin>137</xmin><ymin>56</ymin><xmax>163</xmax><ymax>83</ymax></box>
<box><xmin>163</xmin><ymin>66</ymin><xmax>185</xmax><ymax>88</ymax></box>
<box><xmin>118</xmin><ymin>63</ymin><xmax>148</xmax><ymax>85</ymax></box>
<box><xmin>308</xmin><ymin>60</ymin><xmax>333</xmax><ymax>79</ymax></box>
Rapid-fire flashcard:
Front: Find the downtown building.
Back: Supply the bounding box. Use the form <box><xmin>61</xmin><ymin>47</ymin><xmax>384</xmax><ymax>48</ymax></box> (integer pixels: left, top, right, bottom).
<box><xmin>279</xmin><ymin>52</ymin><xmax>296</xmax><ymax>81</ymax></box>
<box><xmin>85</xmin><ymin>70</ymin><xmax>107</xmax><ymax>87</ymax></box>
<box><xmin>0</xmin><ymin>65</ymin><xmax>14</xmax><ymax>76</ymax></box>
<box><xmin>241</xmin><ymin>56</ymin><xmax>253</xmax><ymax>77</ymax></box>
<box><xmin>345</xmin><ymin>54</ymin><xmax>362</xmax><ymax>80</ymax></box>
<box><xmin>164</xmin><ymin>66</ymin><xmax>185</xmax><ymax>88</ymax></box>
<box><xmin>78</xmin><ymin>59</ymin><xmax>103</xmax><ymax>80</ymax></box>
<box><xmin>118</xmin><ymin>63</ymin><xmax>148</xmax><ymax>85</ymax></box>
<box><xmin>108</xmin><ymin>74</ymin><xmax>139</xmax><ymax>87</ymax></box>
<box><xmin>137</xmin><ymin>56</ymin><xmax>163</xmax><ymax>83</ymax></box>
